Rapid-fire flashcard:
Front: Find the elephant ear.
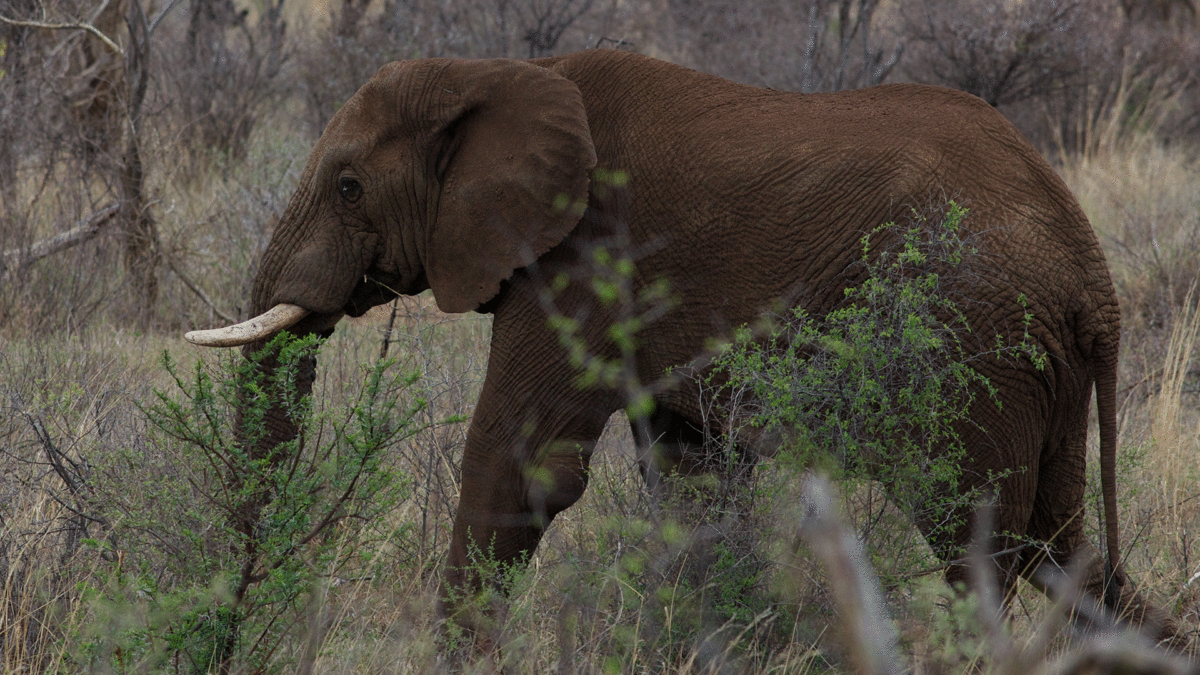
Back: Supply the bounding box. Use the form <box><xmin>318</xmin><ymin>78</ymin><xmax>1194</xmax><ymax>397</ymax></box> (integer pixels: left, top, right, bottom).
<box><xmin>427</xmin><ymin>59</ymin><xmax>597</xmax><ymax>313</ymax></box>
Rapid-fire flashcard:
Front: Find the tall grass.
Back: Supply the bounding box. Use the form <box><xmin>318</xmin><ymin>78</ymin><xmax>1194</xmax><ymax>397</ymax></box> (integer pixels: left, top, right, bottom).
<box><xmin>1125</xmin><ymin>295</ymin><xmax>1200</xmax><ymax>635</ymax></box>
<box><xmin>1055</xmin><ymin>74</ymin><xmax>1200</xmax><ymax>650</ymax></box>
<box><xmin>1150</xmin><ymin>291</ymin><xmax>1200</xmax><ymax>468</ymax></box>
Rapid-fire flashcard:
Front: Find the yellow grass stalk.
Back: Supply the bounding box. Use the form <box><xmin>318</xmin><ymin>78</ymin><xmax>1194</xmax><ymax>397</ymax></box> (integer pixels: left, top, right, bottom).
<box><xmin>1144</xmin><ymin>286</ymin><xmax>1200</xmax><ymax>607</ymax></box>
<box><xmin>1147</xmin><ymin>286</ymin><xmax>1200</xmax><ymax>485</ymax></box>
<box><xmin>1055</xmin><ymin>58</ymin><xmax>1184</xmax><ymax>166</ymax></box>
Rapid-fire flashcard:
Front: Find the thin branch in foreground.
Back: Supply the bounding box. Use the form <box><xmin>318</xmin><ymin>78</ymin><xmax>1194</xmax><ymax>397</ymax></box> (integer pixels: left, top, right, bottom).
<box><xmin>798</xmin><ymin>474</ymin><xmax>904</xmax><ymax>675</ymax></box>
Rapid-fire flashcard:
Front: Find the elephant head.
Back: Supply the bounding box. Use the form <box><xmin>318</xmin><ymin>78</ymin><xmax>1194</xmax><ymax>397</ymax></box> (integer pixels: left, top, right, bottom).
<box><xmin>188</xmin><ymin>58</ymin><xmax>596</xmax><ymax>348</ymax></box>
<box><xmin>186</xmin><ymin>60</ymin><xmax>603</xmax><ymax>603</ymax></box>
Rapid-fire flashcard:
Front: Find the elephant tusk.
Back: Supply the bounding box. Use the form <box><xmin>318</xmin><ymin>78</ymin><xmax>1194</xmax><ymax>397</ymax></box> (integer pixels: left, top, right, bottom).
<box><xmin>184</xmin><ymin>303</ymin><xmax>310</xmax><ymax>347</ymax></box>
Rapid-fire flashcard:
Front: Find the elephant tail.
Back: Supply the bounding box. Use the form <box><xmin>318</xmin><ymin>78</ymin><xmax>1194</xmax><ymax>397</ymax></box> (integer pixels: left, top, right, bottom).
<box><xmin>1096</xmin><ymin>359</ymin><xmax>1126</xmax><ymax>608</ymax></box>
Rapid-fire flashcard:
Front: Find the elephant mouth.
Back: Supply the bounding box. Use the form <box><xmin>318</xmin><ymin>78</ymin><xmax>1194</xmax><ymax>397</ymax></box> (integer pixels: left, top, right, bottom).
<box><xmin>343</xmin><ymin>275</ymin><xmax>395</xmax><ymax>318</ymax></box>
<box><xmin>343</xmin><ymin>267</ymin><xmax>429</xmax><ymax>318</ymax></box>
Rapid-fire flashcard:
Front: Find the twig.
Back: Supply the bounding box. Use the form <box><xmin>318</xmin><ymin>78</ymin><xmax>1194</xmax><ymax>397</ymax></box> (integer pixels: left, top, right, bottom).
<box><xmin>379</xmin><ymin>299</ymin><xmax>400</xmax><ymax>361</ymax></box>
<box><xmin>0</xmin><ymin>12</ymin><xmax>124</xmax><ymax>56</ymax></box>
<box><xmin>897</xmin><ymin>540</ymin><xmax>1039</xmax><ymax>580</ymax></box>
<box><xmin>27</xmin><ymin>415</ymin><xmax>83</xmax><ymax>497</ymax></box>
<box><xmin>21</xmin><ymin>411</ymin><xmax>114</xmax><ymax>542</ymax></box>
<box><xmin>163</xmin><ymin>255</ymin><xmax>237</xmax><ymax>323</ymax></box>
<box><xmin>148</xmin><ymin>0</ymin><xmax>187</xmax><ymax>32</ymax></box>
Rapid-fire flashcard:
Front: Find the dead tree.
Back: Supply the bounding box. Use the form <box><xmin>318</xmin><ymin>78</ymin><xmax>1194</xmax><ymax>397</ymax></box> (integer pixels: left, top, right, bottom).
<box><xmin>0</xmin><ymin>0</ymin><xmax>161</xmax><ymax>328</ymax></box>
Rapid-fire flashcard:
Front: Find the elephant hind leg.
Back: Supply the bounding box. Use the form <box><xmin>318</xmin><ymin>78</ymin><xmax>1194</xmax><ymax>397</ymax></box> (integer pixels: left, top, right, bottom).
<box><xmin>1014</xmin><ymin>417</ymin><xmax>1191</xmax><ymax>652</ymax></box>
<box><xmin>1004</xmin><ymin>417</ymin><xmax>1111</xmax><ymax>618</ymax></box>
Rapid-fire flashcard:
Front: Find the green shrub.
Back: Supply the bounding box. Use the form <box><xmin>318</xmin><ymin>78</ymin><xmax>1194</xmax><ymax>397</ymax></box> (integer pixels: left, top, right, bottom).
<box><xmin>713</xmin><ymin>202</ymin><xmax>1036</xmax><ymax>576</ymax></box>
<box><xmin>72</xmin><ymin>334</ymin><xmax>426</xmax><ymax>673</ymax></box>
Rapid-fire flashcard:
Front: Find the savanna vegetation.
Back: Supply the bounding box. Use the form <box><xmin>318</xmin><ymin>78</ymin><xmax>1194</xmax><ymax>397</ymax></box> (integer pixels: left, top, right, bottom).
<box><xmin>2</xmin><ymin>0</ymin><xmax>1199</xmax><ymax>672</ymax></box>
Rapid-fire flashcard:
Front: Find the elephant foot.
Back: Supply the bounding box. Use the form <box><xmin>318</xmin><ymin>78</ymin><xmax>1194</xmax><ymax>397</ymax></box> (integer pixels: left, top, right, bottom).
<box><xmin>437</xmin><ymin>594</ymin><xmax>509</xmax><ymax>670</ymax></box>
<box><xmin>1106</xmin><ymin>582</ymin><xmax>1194</xmax><ymax>656</ymax></box>
<box><xmin>1055</xmin><ymin>543</ymin><xmax>1196</xmax><ymax>656</ymax></box>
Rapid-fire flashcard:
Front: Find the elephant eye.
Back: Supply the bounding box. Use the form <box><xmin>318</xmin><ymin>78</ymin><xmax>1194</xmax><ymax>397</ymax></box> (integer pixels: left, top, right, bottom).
<box><xmin>339</xmin><ymin>176</ymin><xmax>363</xmax><ymax>203</ymax></box>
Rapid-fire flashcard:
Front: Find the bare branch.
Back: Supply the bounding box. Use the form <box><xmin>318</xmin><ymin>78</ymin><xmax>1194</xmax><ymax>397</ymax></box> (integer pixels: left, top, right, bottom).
<box><xmin>1</xmin><ymin>204</ymin><xmax>119</xmax><ymax>277</ymax></box>
<box><xmin>149</xmin><ymin>0</ymin><xmax>188</xmax><ymax>33</ymax></box>
<box><xmin>0</xmin><ymin>12</ymin><xmax>124</xmax><ymax>57</ymax></box>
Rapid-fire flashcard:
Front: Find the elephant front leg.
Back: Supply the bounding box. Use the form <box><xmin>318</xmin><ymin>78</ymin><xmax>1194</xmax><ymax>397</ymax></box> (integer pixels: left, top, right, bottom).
<box><xmin>439</xmin><ymin>407</ymin><xmax>611</xmax><ymax>632</ymax></box>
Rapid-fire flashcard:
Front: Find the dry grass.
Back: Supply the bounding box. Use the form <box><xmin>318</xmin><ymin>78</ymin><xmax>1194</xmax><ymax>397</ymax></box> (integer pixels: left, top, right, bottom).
<box><xmin>1061</xmin><ymin>138</ymin><xmax>1200</xmax><ymax>346</ymax></box>
<box><xmin>1056</xmin><ymin>95</ymin><xmax>1200</xmax><ymax>658</ymax></box>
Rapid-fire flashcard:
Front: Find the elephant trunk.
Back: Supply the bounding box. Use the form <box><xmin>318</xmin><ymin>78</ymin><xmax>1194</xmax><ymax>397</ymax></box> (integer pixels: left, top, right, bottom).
<box><xmin>186</xmin><ymin>308</ymin><xmax>324</xmax><ymax>537</ymax></box>
<box><xmin>217</xmin><ymin>338</ymin><xmax>319</xmax><ymax>618</ymax></box>
<box><xmin>235</xmin><ymin>339</ymin><xmax>317</xmax><ymax>460</ymax></box>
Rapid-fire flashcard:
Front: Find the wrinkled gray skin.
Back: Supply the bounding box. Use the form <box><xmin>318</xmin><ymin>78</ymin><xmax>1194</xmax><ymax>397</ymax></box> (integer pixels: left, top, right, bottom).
<box><xmin>219</xmin><ymin>50</ymin><xmax>1185</xmax><ymax>648</ymax></box>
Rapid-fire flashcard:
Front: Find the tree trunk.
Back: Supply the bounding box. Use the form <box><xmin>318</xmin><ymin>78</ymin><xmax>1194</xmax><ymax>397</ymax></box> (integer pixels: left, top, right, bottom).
<box><xmin>118</xmin><ymin>0</ymin><xmax>159</xmax><ymax>329</ymax></box>
<box><xmin>119</xmin><ymin>138</ymin><xmax>158</xmax><ymax>328</ymax></box>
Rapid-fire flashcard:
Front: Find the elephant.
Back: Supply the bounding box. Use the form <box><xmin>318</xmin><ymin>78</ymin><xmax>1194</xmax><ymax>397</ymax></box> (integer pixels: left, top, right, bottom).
<box><xmin>185</xmin><ymin>49</ymin><xmax>1187</xmax><ymax>649</ymax></box>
